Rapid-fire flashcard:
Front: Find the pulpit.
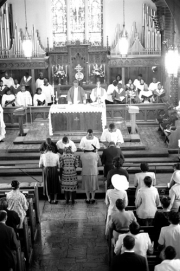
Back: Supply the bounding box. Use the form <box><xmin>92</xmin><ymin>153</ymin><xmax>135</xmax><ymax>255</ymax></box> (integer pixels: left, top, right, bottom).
<box><xmin>128</xmin><ymin>106</ymin><xmax>139</xmax><ymax>134</ymax></box>
<box><xmin>13</xmin><ymin>107</ymin><xmax>27</xmax><ymax>136</ymax></box>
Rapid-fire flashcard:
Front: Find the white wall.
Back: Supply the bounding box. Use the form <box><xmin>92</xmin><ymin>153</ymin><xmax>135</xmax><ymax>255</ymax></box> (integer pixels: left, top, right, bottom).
<box><xmin>7</xmin><ymin>0</ymin><xmax>156</xmax><ymax>48</ymax></box>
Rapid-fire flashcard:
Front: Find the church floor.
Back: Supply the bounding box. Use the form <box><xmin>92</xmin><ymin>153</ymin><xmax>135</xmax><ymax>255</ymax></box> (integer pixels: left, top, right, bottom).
<box><xmin>29</xmin><ymin>200</ymin><xmax>109</xmax><ymax>271</ymax></box>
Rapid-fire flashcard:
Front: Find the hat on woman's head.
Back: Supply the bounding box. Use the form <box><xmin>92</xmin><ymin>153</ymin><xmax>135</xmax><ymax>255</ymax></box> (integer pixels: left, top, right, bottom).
<box><xmin>111</xmin><ymin>175</ymin><xmax>129</xmax><ymax>191</ymax></box>
<box><xmin>173</xmin><ymin>171</ymin><xmax>180</xmax><ymax>184</ymax></box>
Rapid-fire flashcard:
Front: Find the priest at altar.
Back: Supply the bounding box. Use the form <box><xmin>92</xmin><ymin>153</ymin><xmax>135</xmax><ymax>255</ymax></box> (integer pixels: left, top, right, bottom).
<box><xmin>90</xmin><ymin>81</ymin><xmax>107</xmax><ymax>103</ymax></box>
<box><xmin>67</xmin><ymin>80</ymin><xmax>86</xmax><ymax>104</ymax></box>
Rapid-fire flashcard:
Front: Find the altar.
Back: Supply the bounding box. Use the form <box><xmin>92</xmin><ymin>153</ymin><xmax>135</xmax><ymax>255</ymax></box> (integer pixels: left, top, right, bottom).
<box><xmin>49</xmin><ymin>104</ymin><xmax>106</xmax><ymax>136</ymax></box>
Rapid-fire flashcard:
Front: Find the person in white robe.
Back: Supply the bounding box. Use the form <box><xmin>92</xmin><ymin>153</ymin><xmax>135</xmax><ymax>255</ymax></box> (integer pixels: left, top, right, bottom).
<box><xmin>41</xmin><ymin>78</ymin><xmax>54</xmax><ymax>105</ymax></box>
<box><xmin>133</xmin><ymin>74</ymin><xmax>143</xmax><ymax>90</ymax></box>
<box><xmin>139</xmin><ymin>84</ymin><xmax>153</xmax><ymax>103</ymax></box>
<box><xmin>16</xmin><ymin>85</ymin><xmax>32</xmax><ymax>107</ymax></box>
<box><xmin>0</xmin><ymin>80</ymin><xmax>8</xmax><ymax>104</ymax></box>
<box><xmin>2</xmin><ymin>89</ymin><xmax>16</xmax><ymax>107</ymax></box>
<box><xmin>1</xmin><ymin>72</ymin><xmax>14</xmax><ymax>88</ymax></box>
<box><xmin>0</xmin><ymin>104</ymin><xmax>6</xmax><ymax>142</ymax></box>
<box><xmin>90</xmin><ymin>81</ymin><xmax>107</xmax><ymax>103</ymax></box>
<box><xmin>33</xmin><ymin>88</ymin><xmax>46</xmax><ymax>106</ymax></box>
<box><xmin>35</xmin><ymin>72</ymin><xmax>44</xmax><ymax>89</ymax></box>
<box><xmin>153</xmin><ymin>83</ymin><xmax>166</xmax><ymax>103</ymax></box>
<box><xmin>106</xmin><ymin>80</ymin><xmax>118</xmax><ymax>103</ymax></box>
<box><xmin>56</xmin><ymin>136</ymin><xmax>77</xmax><ymax>154</ymax></box>
<box><xmin>79</xmin><ymin>129</ymin><xmax>100</xmax><ymax>150</ymax></box>
<box><xmin>100</xmin><ymin>123</ymin><xmax>124</xmax><ymax>147</ymax></box>
<box><xmin>149</xmin><ymin>77</ymin><xmax>159</xmax><ymax>92</ymax></box>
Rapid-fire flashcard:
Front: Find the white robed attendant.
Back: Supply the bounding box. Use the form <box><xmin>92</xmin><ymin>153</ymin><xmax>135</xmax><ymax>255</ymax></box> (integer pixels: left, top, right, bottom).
<box><xmin>100</xmin><ymin>123</ymin><xmax>124</xmax><ymax>144</ymax></box>
<box><xmin>33</xmin><ymin>93</ymin><xmax>46</xmax><ymax>106</ymax></box>
<box><xmin>35</xmin><ymin>78</ymin><xmax>44</xmax><ymax>89</ymax></box>
<box><xmin>16</xmin><ymin>89</ymin><xmax>32</xmax><ymax>107</ymax></box>
<box><xmin>2</xmin><ymin>94</ymin><xmax>16</xmax><ymax>107</ymax></box>
<box><xmin>106</xmin><ymin>81</ymin><xmax>118</xmax><ymax>102</ymax></box>
<box><xmin>90</xmin><ymin>82</ymin><xmax>107</xmax><ymax>103</ymax></box>
<box><xmin>0</xmin><ymin>105</ymin><xmax>6</xmax><ymax>141</ymax></box>
<box><xmin>149</xmin><ymin>78</ymin><xmax>159</xmax><ymax>92</ymax></box>
<box><xmin>79</xmin><ymin>129</ymin><xmax>100</xmax><ymax>150</ymax></box>
<box><xmin>1</xmin><ymin>76</ymin><xmax>14</xmax><ymax>88</ymax></box>
<box><xmin>139</xmin><ymin>87</ymin><xmax>153</xmax><ymax>103</ymax></box>
<box><xmin>41</xmin><ymin>79</ymin><xmax>54</xmax><ymax>104</ymax></box>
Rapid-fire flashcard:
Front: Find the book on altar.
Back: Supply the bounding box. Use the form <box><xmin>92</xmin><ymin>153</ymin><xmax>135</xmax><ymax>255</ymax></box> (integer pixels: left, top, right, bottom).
<box><xmin>114</xmin><ymin>96</ymin><xmax>125</xmax><ymax>102</ymax></box>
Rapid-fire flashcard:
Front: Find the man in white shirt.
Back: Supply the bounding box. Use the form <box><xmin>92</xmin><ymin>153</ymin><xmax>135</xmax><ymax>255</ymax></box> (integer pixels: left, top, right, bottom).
<box><xmin>35</xmin><ymin>72</ymin><xmax>44</xmax><ymax>89</ymax></box>
<box><xmin>90</xmin><ymin>81</ymin><xmax>107</xmax><ymax>103</ymax></box>
<box><xmin>106</xmin><ymin>80</ymin><xmax>118</xmax><ymax>103</ymax></box>
<box><xmin>79</xmin><ymin>129</ymin><xmax>100</xmax><ymax>150</ymax></box>
<box><xmin>16</xmin><ymin>85</ymin><xmax>32</xmax><ymax>107</ymax></box>
<box><xmin>149</xmin><ymin>77</ymin><xmax>159</xmax><ymax>92</ymax></box>
<box><xmin>133</xmin><ymin>74</ymin><xmax>143</xmax><ymax>90</ymax></box>
<box><xmin>56</xmin><ymin>136</ymin><xmax>77</xmax><ymax>154</ymax></box>
<box><xmin>41</xmin><ymin>78</ymin><xmax>54</xmax><ymax>105</ymax></box>
<box><xmin>155</xmin><ymin>246</ymin><xmax>180</xmax><ymax>271</ymax></box>
<box><xmin>67</xmin><ymin>80</ymin><xmax>86</xmax><ymax>104</ymax></box>
<box><xmin>1</xmin><ymin>72</ymin><xmax>14</xmax><ymax>88</ymax></box>
<box><xmin>100</xmin><ymin>123</ymin><xmax>124</xmax><ymax>147</ymax></box>
<box><xmin>158</xmin><ymin>211</ymin><xmax>180</xmax><ymax>259</ymax></box>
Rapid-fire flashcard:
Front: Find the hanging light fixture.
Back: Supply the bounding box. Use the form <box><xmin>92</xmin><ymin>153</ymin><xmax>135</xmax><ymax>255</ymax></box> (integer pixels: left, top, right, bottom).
<box><xmin>22</xmin><ymin>0</ymin><xmax>32</xmax><ymax>58</ymax></box>
<box><xmin>119</xmin><ymin>0</ymin><xmax>129</xmax><ymax>56</ymax></box>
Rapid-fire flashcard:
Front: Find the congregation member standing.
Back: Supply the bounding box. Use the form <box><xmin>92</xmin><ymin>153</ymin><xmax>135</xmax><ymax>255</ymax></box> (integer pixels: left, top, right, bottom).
<box><xmin>67</xmin><ymin>80</ymin><xmax>86</xmax><ymax>104</ymax></box>
<box><xmin>39</xmin><ymin>144</ymin><xmax>60</xmax><ymax>204</ymax></box>
<box><xmin>10</xmin><ymin>79</ymin><xmax>21</xmax><ymax>95</ymax></box>
<box><xmin>135</xmin><ymin>176</ymin><xmax>160</xmax><ymax>226</ymax></box>
<box><xmin>168</xmin><ymin>170</ymin><xmax>180</xmax><ymax>212</ymax></box>
<box><xmin>100</xmin><ymin>122</ymin><xmax>124</xmax><ymax>147</ymax></box>
<box><xmin>90</xmin><ymin>81</ymin><xmax>107</xmax><ymax>103</ymax></box>
<box><xmin>16</xmin><ymin>84</ymin><xmax>32</xmax><ymax>107</ymax></box>
<box><xmin>6</xmin><ymin>180</ymin><xmax>29</xmax><ymax>228</ymax></box>
<box><xmin>0</xmin><ymin>210</ymin><xmax>19</xmax><ymax>271</ymax></box>
<box><xmin>41</xmin><ymin>78</ymin><xmax>54</xmax><ymax>105</ymax></box>
<box><xmin>20</xmin><ymin>72</ymin><xmax>32</xmax><ymax>92</ymax></box>
<box><xmin>112</xmin><ymin>235</ymin><xmax>148</xmax><ymax>271</ymax></box>
<box><xmin>101</xmin><ymin>142</ymin><xmax>125</xmax><ymax>179</ymax></box>
<box><xmin>0</xmin><ymin>104</ymin><xmax>6</xmax><ymax>142</ymax></box>
<box><xmin>106</xmin><ymin>80</ymin><xmax>118</xmax><ymax>104</ymax></box>
<box><xmin>35</xmin><ymin>72</ymin><xmax>44</xmax><ymax>88</ymax></box>
<box><xmin>155</xmin><ymin>246</ymin><xmax>180</xmax><ymax>271</ymax></box>
<box><xmin>107</xmin><ymin>157</ymin><xmax>128</xmax><ymax>189</ymax></box>
<box><xmin>80</xmin><ymin>145</ymin><xmax>100</xmax><ymax>204</ymax></box>
<box><xmin>56</xmin><ymin>136</ymin><xmax>77</xmax><ymax>154</ymax></box>
<box><xmin>1</xmin><ymin>88</ymin><xmax>16</xmax><ymax>107</ymax></box>
<box><xmin>60</xmin><ymin>146</ymin><xmax>78</xmax><ymax>204</ymax></box>
<box><xmin>79</xmin><ymin>129</ymin><xmax>100</xmax><ymax>150</ymax></box>
<box><xmin>33</xmin><ymin>87</ymin><xmax>46</xmax><ymax>106</ymax></box>
<box><xmin>1</xmin><ymin>72</ymin><xmax>14</xmax><ymax>88</ymax></box>
<box><xmin>39</xmin><ymin>138</ymin><xmax>58</xmax><ymax>154</ymax></box>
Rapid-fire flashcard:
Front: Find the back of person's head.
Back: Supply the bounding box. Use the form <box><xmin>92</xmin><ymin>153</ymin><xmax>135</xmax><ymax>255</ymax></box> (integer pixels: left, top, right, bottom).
<box><xmin>46</xmin><ymin>138</ymin><xmax>52</xmax><ymax>145</ymax></box>
<box><xmin>169</xmin><ymin>211</ymin><xmax>180</xmax><ymax>225</ymax></box>
<box><xmin>123</xmin><ymin>235</ymin><xmax>135</xmax><ymax>250</ymax></box>
<box><xmin>11</xmin><ymin>180</ymin><xmax>19</xmax><ymax>190</ymax></box>
<box><xmin>161</xmin><ymin>196</ymin><xmax>171</xmax><ymax>209</ymax></box>
<box><xmin>109</xmin><ymin>141</ymin><xmax>115</xmax><ymax>147</ymax></box>
<box><xmin>164</xmin><ymin>246</ymin><xmax>176</xmax><ymax>260</ymax></box>
<box><xmin>116</xmin><ymin>199</ymin><xmax>125</xmax><ymax>211</ymax></box>
<box><xmin>129</xmin><ymin>221</ymin><xmax>140</xmax><ymax>235</ymax></box>
<box><xmin>144</xmin><ymin>176</ymin><xmax>152</xmax><ymax>187</ymax></box>
<box><xmin>62</xmin><ymin>136</ymin><xmax>69</xmax><ymax>144</ymax></box>
<box><xmin>112</xmin><ymin>157</ymin><xmax>124</xmax><ymax>168</ymax></box>
<box><xmin>173</xmin><ymin>163</ymin><xmax>180</xmax><ymax>170</ymax></box>
<box><xmin>140</xmin><ymin>163</ymin><xmax>149</xmax><ymax>172</ymax></box>
<box><xmin>109</xmin><ymin>123</ymin><xmax>115</xmax><ymax>130</ymax></box>
<box><xmin>0</xmin><ymin>197</ymin><xmax>8</xmax><ymax>211</ymax></box>
<box><xmin>46</xmin><ymin>144</ymin><xmax>53</xmax><ymax>152</ymax></box>
<box><xmin>0</xmin><ymin>210</ymin><xmax>7</xmax><ymax>222</ymax></box>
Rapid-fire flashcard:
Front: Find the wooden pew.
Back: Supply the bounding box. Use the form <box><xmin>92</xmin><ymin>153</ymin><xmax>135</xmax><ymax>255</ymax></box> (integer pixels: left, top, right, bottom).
<box><xmin>27</xmin><ymin>198</ymin><xmax>38</xmax><ymax>244</ymax></box>
<box><xmin>16</xmin><ymin>244</ymin><xmax>26</xmax><ymax>271</ymax></box>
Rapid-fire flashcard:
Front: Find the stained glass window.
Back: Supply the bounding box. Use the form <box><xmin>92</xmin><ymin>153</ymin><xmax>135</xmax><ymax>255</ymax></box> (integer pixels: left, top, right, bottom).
<box><xmin>70</xmin><ymin>0</ymin><xmax>85</xmax><ymax>42</ymax></box>
<box><xmin>51</xmin><ymin>0</ymin><xmax>67</xmax><ymax>46</ymax></box>
<box><xmin>88</xmin><ymin>0</ymin><xmax>103</xmax><ymax>45</ymax></box>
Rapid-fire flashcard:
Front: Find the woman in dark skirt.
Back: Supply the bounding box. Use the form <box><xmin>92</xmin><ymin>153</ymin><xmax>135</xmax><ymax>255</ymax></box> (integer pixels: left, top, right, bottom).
<box><xmin>39</xmin><ymin>144</ymin><xmax>60</xmax><ymax>203</ymax></box>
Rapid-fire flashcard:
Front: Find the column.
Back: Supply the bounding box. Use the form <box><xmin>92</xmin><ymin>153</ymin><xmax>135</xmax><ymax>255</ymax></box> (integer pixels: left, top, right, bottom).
<box><xmin>67</xmin><ymin>0</ymin><xmax>71</xmax><ymax>43</ymax></box>
<box><xmin>31</xmin><ymin>69</ymin><xmax>35</xmax><ymax>95</ymax></box>
<box><xmin>122</xmin><ymin>67</ymin><xmax>125</xmax><ymax>87</ymax></box>
<box><xmin>85</xmin><ymin>0</ymin><xmax>88</xmax><ymax>42</ymax></box>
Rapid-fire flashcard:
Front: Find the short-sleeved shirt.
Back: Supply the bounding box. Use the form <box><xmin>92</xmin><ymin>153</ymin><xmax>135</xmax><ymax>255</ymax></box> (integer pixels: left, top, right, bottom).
<box><xmin>134</xmin><ymin>172</ymin><xmax>156</xmax><ymax>193</ymax></box>
<box><xmin>158</xmin><ymin>224</ymin><xmax>180</xmax><ymax>259</ymax></box>
<box><xmin>109</xmin><ymin>210</ymin><xmax>136</xmax><ymax>232</ymax></box>
<box><xmin>105</xmin><ymin>189</ymin><xmax>128</xmax><ymax>216</ymax></box>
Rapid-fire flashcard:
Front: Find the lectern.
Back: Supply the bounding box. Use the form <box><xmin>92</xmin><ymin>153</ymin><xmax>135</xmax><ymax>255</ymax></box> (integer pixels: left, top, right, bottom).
<box><xmin>13</xmin><ymin>107</ymin><xmax>27</xmax><ymax>136</ymax></box>
<box><xmin>128</xmin><ymin>106</ymin><xmax>139</xmax><ymax>134</ymax></box>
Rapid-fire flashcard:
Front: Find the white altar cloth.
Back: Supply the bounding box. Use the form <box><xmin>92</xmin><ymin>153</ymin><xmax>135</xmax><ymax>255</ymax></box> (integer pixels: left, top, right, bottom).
<box><xmin>49</xmin><ymin>104</ymin><xmax>106</xmax><ymax>136</ymax></box>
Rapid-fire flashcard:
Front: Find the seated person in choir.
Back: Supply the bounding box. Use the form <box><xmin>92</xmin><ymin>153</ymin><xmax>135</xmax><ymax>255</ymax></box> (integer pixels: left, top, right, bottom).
<box><xmin>100</xmin><ymin>122</ymin><xmax>124</xmax><ymax>147</ymax></box>
<box><xmin>33</xmin><ymin>88</ymin><xmax>46</xmax><ymax>106</ymax></box>
<box><xmin>127</xmin><ymin>84</ymin><xmax>140</xmax><ymax>104</ymax></box>
<box><xmin>153</xmin><ymin>83</ymin><xmax>166</xmax><ymax>103</ymax></box>
<box><xmin>10</xmin><ymin>79</ymin><xmax>21</xmax><ymax>95</ymax></box>
<box><xmin>116</xmin><ymin>74</ymin><xmax>122</xmax><ymax>84</ymax></box>
<box><xmin>56</xmin><ymin>136</ymin><xmax>77</xmax><ymax>154</ymax></box>
<box><xmin>1</xmin><ymin>72</ymin><xmax>14</xmax><ymax>88</ymax></box>
<box><xmin>16</xmin><ymin>84</ymin><xmax>32</xmax><ymax>107</ymax></box>
<box><xmin>0</xmin><ymin>80</ymin><xmax>8</xmax><ymax>104</ymax></box>
<box><xmin>20</xmin><ymin>72</ymin><xmax>32</xmax><ymax>93</ymax></box>
<box><xmin>79</xmin><ymin>128</ymin><xmax>100</xmax><ymax>150</ymax></box>
<box><xmin>1</xmin><ymin>88</ymin><xmax>16</xmax><ymax>107</ymax></box>
<box><xmin>139</xmin><ymin>84</ymin><xmax>153</xmax><ymax>103</ymax></box>
<box><xmin>90</xmin><ymin>81</ymin><xmax>107</xmax><ymax>103</ymax></box>
<box><xmin>106</xmin><ymin>80</ymin><xmax>118</xmax><ymax>104</ymax></box>
<box><xmin>35</xmin><ymin>71</ymin><xmax>44</xmax><ymax>89</ymax></box>
<box><xmin>133</xmin><ymin>74</ymin><xmax>143</xmax><ymax>90</ymax></box>
<box><xmin>67</xmin><ymin>79</ymin><xmax>86</xmax><ymax>105</ymax></box>
<box><xmin>125</xmin><ymin>78</ymin><xmax>133</xmax><ymax>90</ymax></box>
<box><xmin>41</xmin><ymin>78</ymin><xmax>54</xmax><ymax>105</ymax></box>
<box><xmin>149</xmin><ymin>77</ymin><xmax>159</xmax><ymax>92</ymax></box>
<box><xmin>112</xmin><ymin>82</ymin><xmax>126</xmax><ymax>104</ymax></box>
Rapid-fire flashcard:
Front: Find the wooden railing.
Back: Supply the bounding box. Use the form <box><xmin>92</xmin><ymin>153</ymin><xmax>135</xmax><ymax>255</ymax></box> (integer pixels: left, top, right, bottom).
<box><xmin>3</xmin><ymin>103</ymin><xmax>166</xmax><ymax>127</ymax></box>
